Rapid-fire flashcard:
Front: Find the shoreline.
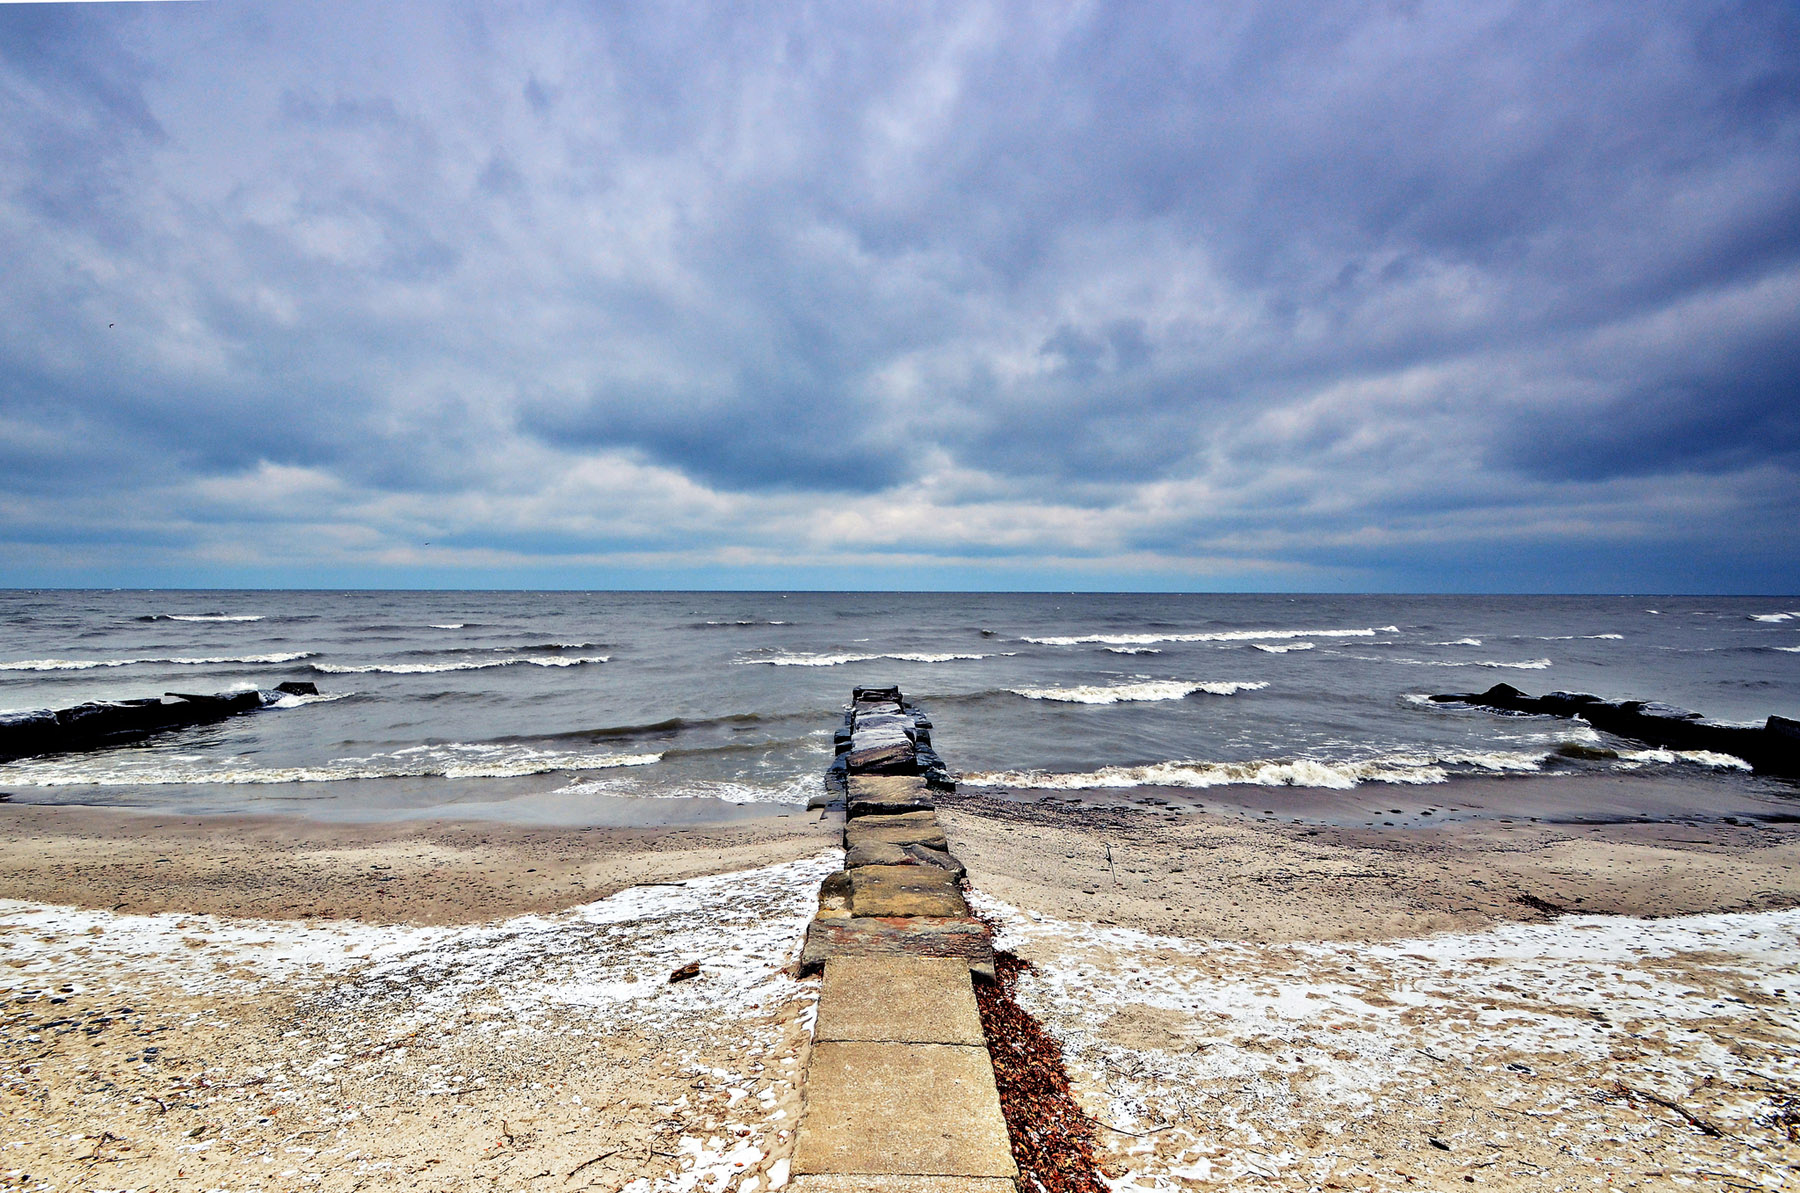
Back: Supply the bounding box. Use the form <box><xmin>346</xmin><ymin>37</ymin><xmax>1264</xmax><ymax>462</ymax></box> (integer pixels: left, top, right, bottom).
<box><xmin>3</xmin><ymin>767</ymin><xmax>1797</xmax><ymax>931</ymax></box>
<box><xmin>938</xmin><ymin>776</ymin><xmax>1800</xmax><ymax>943</ymax></box>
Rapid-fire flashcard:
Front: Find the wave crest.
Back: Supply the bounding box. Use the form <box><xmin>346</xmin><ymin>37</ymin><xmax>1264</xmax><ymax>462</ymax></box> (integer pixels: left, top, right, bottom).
<box><xmin>965</xmin><ymin>748</ymin><xmax>1551</xmax><ymax>791</ymax></box>
<box><xmin>1025</xmin><ymin>626</ymin><xmax>1398</xmax><ymax>646</ymax></box>
<box><xmin>1009</xmin><ymin>680</ymin><xmax>1267</xmax><ymax>704</ymax></box>
<box><xmin>0</xmin><ymin>651</ymin><xmax>316</xmax><ymax>671</ymax></box>
<box><xmin>312</xmin><ymin>655</ymin><xmax>609</xmax><ymax>674</ymax></box>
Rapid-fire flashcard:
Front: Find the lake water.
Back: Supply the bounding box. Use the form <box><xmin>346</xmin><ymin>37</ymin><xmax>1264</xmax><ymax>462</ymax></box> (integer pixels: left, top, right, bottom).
<box><xmin>2</xmin><ymin>591</ymin><xmax>1797</xmax><ymax>822</ymax></box>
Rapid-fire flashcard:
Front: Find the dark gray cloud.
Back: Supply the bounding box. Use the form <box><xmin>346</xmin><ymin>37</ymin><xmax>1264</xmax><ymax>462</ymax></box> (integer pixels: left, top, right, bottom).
<box><xmin>1</xmin><ymin>0</ymin><xmax>1797</xmax><ymax>589</ymax></box>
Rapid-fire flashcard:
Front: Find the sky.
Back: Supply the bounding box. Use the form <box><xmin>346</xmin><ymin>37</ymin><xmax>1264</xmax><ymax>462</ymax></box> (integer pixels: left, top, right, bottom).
<box><xmin>1</xmin><ymin>0</ymin><xmax>1797</xmax><ymax>593</ymax></box>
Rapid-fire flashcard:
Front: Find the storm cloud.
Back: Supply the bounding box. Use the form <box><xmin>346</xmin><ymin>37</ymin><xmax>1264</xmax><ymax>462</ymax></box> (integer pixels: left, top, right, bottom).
<box><xmin>2</xmin><ymin>0</ymin><xmax>1796</xmax><ymax>589</ymax></box>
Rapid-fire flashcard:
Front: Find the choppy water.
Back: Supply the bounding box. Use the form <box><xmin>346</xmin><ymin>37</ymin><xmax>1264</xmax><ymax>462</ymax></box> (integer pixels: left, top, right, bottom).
<box><xmin>1</xmin><ymin>591</ymin><xmax>1796</xmax><ymax>821</ymax></box>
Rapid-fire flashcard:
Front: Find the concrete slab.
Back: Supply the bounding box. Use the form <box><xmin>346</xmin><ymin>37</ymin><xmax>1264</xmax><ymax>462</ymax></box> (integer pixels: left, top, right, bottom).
<box><xmin>793</xmin><ymin>1042</ymin><xmax>1016</xmax><ymax>1178</ymax></box>
<box><xmin>788</xmin><ymin>1177</ymin><xmax>1016</xmax><ymax>1193</ymax></box>
<box><xmin>815</xmin><ymin>956</ymin><xmax>985</xmax><ymax>1046</ymax></box>
<box><xmin>851</xmin><ymin>865</ymin><xmax>968</xmax><ymax>918</ymax></box>
<box><xmin>799</xmin><ymin>917</ymin><xmax>995</xmax><ymax>979</ymax></box>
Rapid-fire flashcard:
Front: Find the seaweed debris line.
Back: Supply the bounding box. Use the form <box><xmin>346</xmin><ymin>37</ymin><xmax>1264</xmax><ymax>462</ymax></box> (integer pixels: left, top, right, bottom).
<box><xmin>791</xmin><ymin>685</ymin><xmax>1018</xmax><ymax>1190</ymax></box>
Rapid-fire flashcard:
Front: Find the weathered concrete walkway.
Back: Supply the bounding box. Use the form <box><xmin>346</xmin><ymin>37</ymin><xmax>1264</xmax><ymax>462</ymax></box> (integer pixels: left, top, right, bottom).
<box><xmin>790</xmin><ymin>687</ymin><xmax>1017</xmax><ymax>1192</ymax></box>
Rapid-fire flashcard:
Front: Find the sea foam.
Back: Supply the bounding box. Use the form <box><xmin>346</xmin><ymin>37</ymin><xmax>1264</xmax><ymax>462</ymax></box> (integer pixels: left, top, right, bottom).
<box><xmin>2</xmin><ymin>743</ymin><xmax>661</xmax><ymax>786</ymax></box>
<box><xmin>1024</xmin><ymin>626</ymin><xmax>1398</xmax><ymax>647</ymax></box>
<box><xmin>0</xmin><ymin>651</ymin><xmax>316</xmax><ymax>671</ymax></box>
<box><xmin>1009</xmin><ymin>680</ymin><xmax>1267</xmax><ymax>704</ymax></box>
<box><xmin>312</xmin><ymin>655</ymin><xmax>610</xmax><ymax>674</ymax></box>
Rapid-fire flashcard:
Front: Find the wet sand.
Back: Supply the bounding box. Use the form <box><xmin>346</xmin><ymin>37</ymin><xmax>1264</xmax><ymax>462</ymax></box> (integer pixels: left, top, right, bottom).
<box><xmin>0</xmin><ymin>800</ymin><xmax>836</xmax><ymax>924</ymax></box>
<box><xmin>939</xmin><ymin>772</ymin><xmax>1800</xmax><ymax>943</ymax></box>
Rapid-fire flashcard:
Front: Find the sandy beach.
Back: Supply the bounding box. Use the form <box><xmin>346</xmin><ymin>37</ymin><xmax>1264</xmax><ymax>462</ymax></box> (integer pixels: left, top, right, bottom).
<box><xmin>3</xmin><ymin>772</ymin><xmax>1798</xmax><ymax>1191</ymax></box>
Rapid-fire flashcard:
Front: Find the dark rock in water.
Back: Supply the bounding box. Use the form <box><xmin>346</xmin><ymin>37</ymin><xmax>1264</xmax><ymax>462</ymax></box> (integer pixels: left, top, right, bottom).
<box><xmin>853</xmin><ymin>685</ymin><xmax>903</xmax><ymax>705</ymax></box>
<box><xmin>1537</xmin><ymin>691</ymin><xmax>1604</xmax><ymax>715</ymax></box>
<box><xmin>0</xmin><ymin>684</ymin><xmax>314</xmax><ymax>763</ymax></box>
<box><xmin>274</xmin><ymin>680</ymin><xmax>319</xmax><ymax>696</ymax></box>
<box><xmin>1434</xmin><ymin>684</ymin><xmax>1799</xmax><ymax>777</ymax></box>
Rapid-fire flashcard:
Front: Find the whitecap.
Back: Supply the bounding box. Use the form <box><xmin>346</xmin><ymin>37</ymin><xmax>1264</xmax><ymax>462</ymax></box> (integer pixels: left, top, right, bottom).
<box><xmin>1250</xmin><ymin>642</ymin><xmax>1313</xmax><ymax>653</ymax></box>
<box><xmin>429</xmin><ymin>623</ymin><xmax>467</xmax><ymax>629</ymax></box>
<box><xmin>964</xmin><ymin>748</ymin><xmax>1549</xmax><ymax>791</ymax></box>
<box><xmin>1024</xmin><ymin>626</ymin><xmax>1398</xmax><ymax>646</ymax></box>
<box><xmin>738</xmin><ymin>651</ymin><xmax>1004</xmax><ymax>667</ymax></box>
<box><xmin>1618</xmin><ymin>748</ymin><xmax>1753</xmax><ymax>771</ymax></box>
<box><xmin>1009</xmin><ymin>680</ymin><xmax>1267</xmax><ymax>704</ymax></box>
<box><xmin>166</xmin><ymin>613</ymin><xmax>265</xmax><ymax>622</ymax></box>
<box><xmin>1749</xmin><ymin>612</ymin><xmax>1798</xmax><ymax>623</ymax></box>
<box><xmin>1391</xmin><ymin>657</ymin><xmax>1554</xmax><ymax>670</ymax></box>
<box><xmin>1776</xmin><ymin>645</ymin><xmax>1800</xmax><ymax>654</ymax></box>
<box><xmin>1433</xmin><ymin>638</ymin><xmax>1482</xmax><ymax>646</ymax></box>
<box><xmin>2</xmin><ymin>744</ymin><xmax>661</xmax><ymax>786</ymax></box>
<box><xmin>1104</xmin><ymin>646</ymin><xmax>1162</xmax><ymax>655</ymax></box>
<box><xmin>312</xmin><ymin>655</ymin><xmax>609</xmax><ymax>674</ymax></box>
<box><xmin>0</xmin><ymin>651</ymin><xmax>316</xmax><ymax>671</ymax></box>
<box><xmin>266</xmin><ymin>690</ymin><xmax>354</xmax><ymax>709</ymax></box>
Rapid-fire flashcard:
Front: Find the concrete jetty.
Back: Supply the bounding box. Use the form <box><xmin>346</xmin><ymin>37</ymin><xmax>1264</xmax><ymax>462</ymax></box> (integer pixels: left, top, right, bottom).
<box><xmin>790</xmin><ymin>686</ymin><xmax>1017</xmax><ymax>1192</ymax></box>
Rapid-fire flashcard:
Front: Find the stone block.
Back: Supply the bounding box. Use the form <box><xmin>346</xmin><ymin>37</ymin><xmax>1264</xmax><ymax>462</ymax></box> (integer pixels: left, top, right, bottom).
<box><xmin>815</xmin><ymin>956</ymin><xmax>985</xmax><ymax>1046</ymax></box>
<box><xmin>845</xmin><ymin>840</ymin><xmax>909</xmax><ymax>868</ymax></box>
<box><xmin>847</xmin><ymin>741</ymin><xmax>918</xmax><ymax>774</ymax></box>
<box><xmin>845</xmin><ymin>812</ymin><xmax>948</xmax><ymax>853</ymax></box>
<box><xmin>848</xmin><ymin>774</ymin><xmax>936</xmax><ymax>816</ymax></box>
<box><xmin>793</xmin><ymin>1042</ymin><xmax>1015</xmax><ymax>1178</ymax></box>
<box><xmin>851</xmin><ymin>865</ymin><xmax>968</xmax><ymax>918</ymax></box>
<box><xmin>818</xmin><ymin>870</ymin><xmax>853</xmax><ymax>917</ymax></box>
<box><xmin>903</xmin><ymin>844</ymin><xmax>966</xmax><ymax>882</ymax></box>
<box><xmin>799</xmin><ymin>916</ymin><xmax>995</xmax><ymax>980</ymax></box>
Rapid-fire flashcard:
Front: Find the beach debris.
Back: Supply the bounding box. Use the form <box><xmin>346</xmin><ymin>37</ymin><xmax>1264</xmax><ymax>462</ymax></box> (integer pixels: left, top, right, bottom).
<box><xmin>668</xmin><ymin>961</ymin><xmax>701</xmax><ymax>983</ymax></box>
<box><xmin>1610</xmin><ymin>1081</ymin><xmax>1731</xmax><ymax>1139</ymax></box>
<box><xmin>974</xmin><ymin>946</ymin><xmax>1109</xmax><ymax>1193</ymax></box>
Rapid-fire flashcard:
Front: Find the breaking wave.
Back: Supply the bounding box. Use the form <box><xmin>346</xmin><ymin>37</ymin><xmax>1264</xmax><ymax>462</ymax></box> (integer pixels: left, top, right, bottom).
<box><xmin>1390</xmin><ymin>657</ymin><xmax>1554</xmax><ymax>670</ymax></box>
<box><xmin>1750</xmin><ymin>613</ymin><xmax>1799</xmax><ymax>623</ymax></box>
<box><xmin>137</xmin><ymin>613</ymin><xmax>266</xmax><ymax>623</ymax></box>
<box><xmin>3</xmin><ymin>744</ymin><xmax>661</xmax><ymax>786</ymax></box>
<box><xmin>0</xmin><ymin>651</ymin><xmax>316</xmax><ymax>671</ymax></box>
<box><xmin>738</xmin><ymin>650</ymin><xmax>1005</xmax><ymax>667</ymax></box>
<box><xmin>964</xmin><ymin>748</ymin><xmax>1552</xmax><ymax>791</ymax></box>
<box><xmin>1250</xmin><ymin>642</ymin><xmax>1313</xmax><ymax>653</ymax></box>
<box><xmin>311</xmin><ymin>655</ymin><xmax>610</xmax><ymax>674</ymax></box>
<box><xmin>1105</xmin><ymin>647</ymin><xmax>1162</xmax><ymax>655</ymax></box>
<box><xmin>1024</xmin><ymin>626</ymin><xmax>1398</xmax><ymax>646</ymax></box>
<box><xmin>1617</xmin><ymin>748</ymin><xmax>1753</xmax><ymax>771</ymax></box>
<box><xmin>1010</xmin><ymin>680</ymin><xmax>1267</xmax><ymax>703</ymax></box>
